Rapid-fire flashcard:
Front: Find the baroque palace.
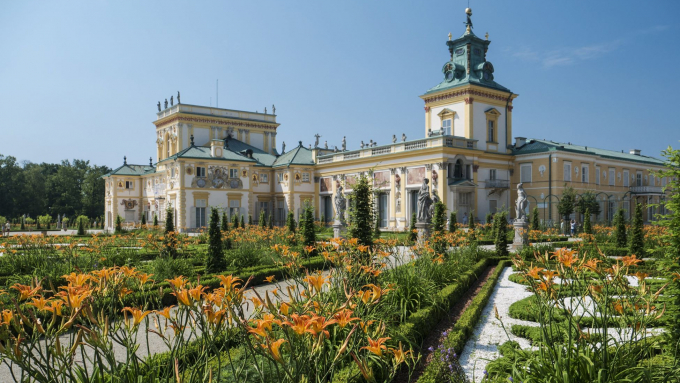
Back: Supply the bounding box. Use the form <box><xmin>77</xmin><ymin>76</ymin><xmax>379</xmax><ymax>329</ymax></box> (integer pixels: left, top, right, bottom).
<box><xmin>103</xmin><ymin>9</ymin><xmax>669</xmax><ymax>232</ymax></box>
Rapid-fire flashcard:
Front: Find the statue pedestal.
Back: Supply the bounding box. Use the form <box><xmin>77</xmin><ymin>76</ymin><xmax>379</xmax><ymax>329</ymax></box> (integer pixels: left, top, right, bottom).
<box><xmin>511</xmin><ymin>219</ymin><xmax>529</xmax><ymax>251</ymax></box>
<box><xmin>332</xmin><ymin>220</ymin><xmax>345</xmax><ymax>239</ymax></box>
<box><xmin>416</xmin><ymin>222</ymin><xmax>431</xmax><ymax>244</ymax></box>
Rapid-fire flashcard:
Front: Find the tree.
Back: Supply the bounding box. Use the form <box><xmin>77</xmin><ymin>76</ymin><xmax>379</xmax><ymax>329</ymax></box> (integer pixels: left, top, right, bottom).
<box><xmin>494</xmin><ymin>211</ymin><xmax>509</xmax><ymax>257</ymax></box>
<box><xmin>531</xmin><ymin>207</ymin><xmax>540</xmax><ymax>231</ymax></box>
<box><xmin>469</xmin><ymin>211</ymin><xmax>475</xmax><ymax>229</ymax></box>
<box><xmin>449</xmin><ymin>211</ymin><xmax>457</xmax><ymax>233</ymax></box>
<box><xmin>373</xmin><ymin>215</ymin><xmax>381</xmax><ymax>239</ymax></box>
<box><xmin>165</xmin><ymin>207</ymin><xmax>175</xmax><ymax>233</ymax></box>
<box><xmin>558</xmin><ymin>185</ymin><xmax>577</xmax><ymax>234</ymax></box>
<box><xmin>141</xmin><ymin>212</ymin><xmax>146</xmax><ymax>226</ymax></box>
<box><xmin>652</xmin><ymin>145</ymin><xmax>680</xmax><ymax>341</ymax></box>
<box><xmin>583</xmin><ymin>208</ymin><xmax>592</xmax><ymax>235</ymax></box>
<box><xmin>485</xmin><ymin>212</ymin><xmax>493</xmax><ymax>228</ymax></box>
<box><xmin>249</xmin><ymin>214</ymin><xmax>253</xmax><ymax>226</ymax></box>
<box><xmin>347</xmin><ymin>174</ymin><xmax>374</xmax><ymax>246</ymax></box>
<box><xmin>153</xmin><ymin>213</ymin><xmax>158</xmax><ymax>227</ymax></box>
<box><xmin>268</xmin><ymin>215</ymin><xmax>274</xmax><ymax>229</ymax></box>
<box><xmin>629</xmin><ymin>202</ymin><xmax>644</xmax><ymax>256</ymax></box>
<box><xmin>575</xmin><ymin>191</ymin><xmax>601</xmax><ymax>220</ymax></box>
<box><xmin>232</xmin><ymin>214</ymin><xmax>239</xmax><ymax>229</ymax></box>
<box><xmin>408</xmin><ymin>212</ymin><xmax>418</xmax><ymax>244</ymax></box>
<box><xmin>206</xmin><ymin>208</ymin><xmax>226</xmax><ymax>273</ymax></box>
<box><xmin>302</xmin><ymin>204</ymin><xmax>316</xmax><ymax>248</ymax></box>
<box><xmin>259</xmin><ymin>210</ymin><xmax>266</xmax><ymax>227</ymax></box>
<box><xmin>240</xmin><ymin>215</ymin><xmax>245</xmax><ymax>229</ymax></box>
<box><xmin>20</xmin><ymin>217</ymin><xmax>25</xmax><ymax>231</ymax></box>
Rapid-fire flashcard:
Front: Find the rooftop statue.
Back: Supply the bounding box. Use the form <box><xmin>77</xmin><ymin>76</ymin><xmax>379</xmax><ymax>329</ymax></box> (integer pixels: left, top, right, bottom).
<box><xmin>342</xmin><ymin>136</ymin><xmax>346</xmax><ymax>151</ymax></box>
<box><xmin>157</xmin><ymin>101</ymin><xmax>161</xmax><ymax>112</ymax></box>
<box><xmin>164</xmin><ymin>99</ymin><xmax>168</xmax><ymax>109</ymax></box>
<box><xmin>170</xmin><ymin>96</ymin><xmax>174</xmax><ymax>106</ymax></box>
<box><xmin>402</xmin><ymin>133</ymin><xmax>407</xmax><ymax>142</ymax></box>
<box><xmin>177</xmin><ymin>91</ymin><xmax>180</xmax><ymax>104</ymax></box>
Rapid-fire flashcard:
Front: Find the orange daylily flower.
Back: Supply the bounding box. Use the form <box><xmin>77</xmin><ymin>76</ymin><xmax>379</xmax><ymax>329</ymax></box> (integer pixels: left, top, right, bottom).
<box><xmin>391</xmin><ymin>342</ymin><xmax>411</xmax><ymax>365</ymax></box>
<box><xmin>304</xmin><ymin>274</ymin><xmax>328</xmax><ymax>294</ymax></box>
<box><xmin>45</xmin><ymin>301</ymin><xmax>64</xmax><ymax>316</ymax></box>
<box><xmin>362</xmin><ymin>336</ymin><xmax>390</xmax><ymax>356</ymax></box>
<box><xmin>216</xmin><ymin>275</ymin><xmax>242</xmax><ymax>291</ymax></box>
<box><xmin>334</xmin><ymin>309</ymin><xmax>360</xmax><ymax>328</ymax></box>
<box><xmin>307</xmin><ymin>315</ymin><xmax>337</xmax><ymax>338</ymax></box>
<box><xmin>621</xmin><ymin>255</ymin><xmax>642</xmax><ymax>267</ymax></box>
<box><xmin>526</xmin><ymin>266</ymin><xmax>543</xmax><ymax>279</ymax></box>
<box><xmin>28</xmin><ymin>296</ymin><xmax>50</xmax><ymax>311</ymax></box>
<box><xmin>59</xmin><ymin>286</ymin><xmax>91</xmax><ymax>309</ymax></box>
<box><xmin>122</xmin><ymin>307</ymin><xmax>152</xmax><ymax>327</ymax></box>
<box><xmin>137</xmin><ymin>273</ymin><xmax>154</xmax><ymax>285</ymax></box>
<box><xmin>167</xmin><ymin>276</ymin><xmax>188</xmax><ymax>289</ymax></box>
<box><xmin>155</xmin><ymin>306</ymin><xmax>175</xmax><ymax>319</ymax></box>
<box><xmin>279</xmin><ymin>302</ymin><xmax>291</xmax><ymax>316</ymax></box>
<box><xmin>11</xmin><ymin>284</ymin><xmax>42</xmax><ymax>301</ymax></box>
<box><xmin>1</xmin><ymin>310</ymin><xmax>13</xmax><ymax>326</ymax></box>
<box><xmin>62</xmin><ymin>273</ymin><xmax>91</xmax><ymax>287</ymax></box>
<box><xmin>283</xmin><ymin>313</ymin><xmax>312</xmax><ymax>336</ymax></box>
<box><xmin>173</xmin><ymin>289</ymin><xmax>193</xmax><ymax>306</ymax></box>
<box><xmin>583</xmin><ymin>259</ymin><xmax>601</xmax><ymax>272</ymax></box>
<box><xmin>261</xmin><ymin>339</ymin><xmax>286</xmax><ymax>364</ymax></box>
<box><xmin>265</xmin><ymin>275</ymin><xmax>276</xmax><ymax>283</ymax></box>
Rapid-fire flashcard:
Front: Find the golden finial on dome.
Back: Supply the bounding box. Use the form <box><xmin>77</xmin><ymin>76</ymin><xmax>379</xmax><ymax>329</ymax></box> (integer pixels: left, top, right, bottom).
<box><xmin>448</xmin><ymin>32</ymin><xmax>452</xmax><ymax>41</ymax></box>
<box><xmin>485</xmin><ymin>32</ymin><xmax>489</xmax><ymax>40</ymax></box>
<box><xmin>465</xmin><ymin>7</ymin><xmax>472</xmax><ymax>15</ymax></box>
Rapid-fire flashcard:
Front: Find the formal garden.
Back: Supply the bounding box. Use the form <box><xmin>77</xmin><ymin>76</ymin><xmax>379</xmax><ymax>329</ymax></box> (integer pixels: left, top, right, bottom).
<box><xmin>0</xmin><ymin>149</ymin><xmax>677</xmax><ymax>383</ymax></box>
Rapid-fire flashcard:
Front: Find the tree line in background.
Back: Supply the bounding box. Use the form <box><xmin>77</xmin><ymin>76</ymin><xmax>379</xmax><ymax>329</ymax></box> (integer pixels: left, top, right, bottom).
<box><xmin>0</xmin><ymin>154</ymin><xmax>110</xmax><ymax>221</ymax></box>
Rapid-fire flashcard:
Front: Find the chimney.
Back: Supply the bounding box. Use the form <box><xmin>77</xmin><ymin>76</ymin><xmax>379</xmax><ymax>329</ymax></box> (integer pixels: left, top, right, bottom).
<box><xmin>629</xmin><ymin>149</ymin><xmax>641</xmax><ymax>156</ymax></box>
<box><xmin>514</xmin><ymin>137</ymin><xmax>527</xmax><ymax>148</ymax></box>
<box><xmin>210</xmin><ymin>139</ymin><xmax>223</xmax><ymax>157</ymax></box>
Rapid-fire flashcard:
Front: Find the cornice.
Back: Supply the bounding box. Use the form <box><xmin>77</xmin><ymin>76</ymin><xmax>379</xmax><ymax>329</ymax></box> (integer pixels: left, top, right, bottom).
<box><xmin>155</xmin><ymin>116</ymin><xmax>279</xmax><ymax>130</ymax></box>
<box><xmin>421</xmin><ymin>86</ymin><xmax>518</xmax><ymax>104</ymax></box>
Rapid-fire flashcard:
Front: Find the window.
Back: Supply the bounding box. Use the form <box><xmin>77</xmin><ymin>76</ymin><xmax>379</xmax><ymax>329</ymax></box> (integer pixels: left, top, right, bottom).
<box><xmin>489</xmin><ymin>200</ymin><xmax>498</xmax><ymax>215</ymax></box>
<box><xmin>125</xmin><ymin>181</ymin><xmax>134</xmax><ymax>189</ymax></box>
<box><xmin>195</xmin><ymin>199</ymin><xmax>206</xmax><ymax>227</ymax></box>
<box><xmin>442</xmin><ymin>119</ymin><xmax>452</xmax><ymax>136</ymax></box>
<box><xmin>259</xmin><ymin>173</ymin><xmax>269</xmax><ymax>183</ymax></box>
<box><xmin>277</xmin><ymin>173</ymin><xmax>284</xmax><ymax>182</ymax></box>
<box><xmin>650</xmin><ymin>175</ymin><xmax>655</xmax><ymax>186</ymax></box>
<box><xmin>581</xmin><ymin>165</ymin><xmax>588</xmax><ymax>183</ymax></box>
<box><xmin>487</xmin><ymin>121</ymin><xmax>495</xmax><ymax>142</ymax></box>
<box><xmin>563</xmin><ymin>162</ymin><xmax>572</xmax><ymax>182</ymax></box>
<box><xmin>277</xmin><ymin>201</ymin><xmax>286</xmax><ymax>225</ymax></box>
<box><xmin>302</xmin><ymin>172</ymin><xmax>310</xmax><ymax>182</ymax></box>
<box><xmin>596</xmin><ymin>167</ymin><xmax>600</xmax><ymax>185</ymax></box>
<box><xmin>171</xmin><ymin>168</ymin><xmax>175</xmax><ymax>178</ymax></box>
<box><xmin>623</xmin><ymin>170</ymin><xmax>629</xmax><ymax>187</ymax></box>
<box><xmin>520</xmin><ymin>164</ymin><xmax>532</xmax><ymax>183</ymax></box>
<box><xmin>609</xmin><ymin>169</ymin><xmax>615</xmax><ymax>186</ymax></box>
<box><xmin>166</xmin><ymin>136</ymin><xmax>171</xmax><ymax>158</ymax></box>
<box><xmin>196</xmin><ymin>166</ymin><xmax>206</xmax><ymax>177</ymax></box>
<box><xmin>229</xmin><ymin>200</ymin><xmax>240</xmax><ymax>218</ymax></box>
<box><xmin>229</xmin><ymin>169</ymin><xmax>239</xmax><ymax>178</ymax></box>
<box><xmin>636</xmin><ymin>172</ymin><xmax>642</xmax><ymax>187</ymax></box>
<box><xmin>258</xmin><ymin>202</ymin><xmax>269</xmax><ymax>220</ymax></box>
<box><xmin>489</xmin><ymin>169</ymin><xmax>497</xmax><ymax>180</ymax></box>
<box><xmin>459</xmin><ymin>192</ymin><xmax>472</xmax><ymax>205</ymax></box>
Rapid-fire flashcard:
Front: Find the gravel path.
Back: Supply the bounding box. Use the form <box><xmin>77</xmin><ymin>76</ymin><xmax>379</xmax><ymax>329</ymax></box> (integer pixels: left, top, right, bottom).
<box><xmin>458</xmin><ymin>267</ymin><xmax>537</xmax><ymax>382</ymax></box>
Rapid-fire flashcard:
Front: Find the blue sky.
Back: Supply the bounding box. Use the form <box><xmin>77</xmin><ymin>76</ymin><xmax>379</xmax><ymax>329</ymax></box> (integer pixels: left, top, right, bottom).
<box><xmin>1</xmin><ymin>1</ymin><xmax>678</xmax><ymax>168</ymax></box>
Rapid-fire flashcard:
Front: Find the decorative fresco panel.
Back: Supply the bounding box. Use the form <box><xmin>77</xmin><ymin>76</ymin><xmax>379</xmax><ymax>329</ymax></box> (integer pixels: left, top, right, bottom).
<box><xmin>373</xmin><ymin>171</ymin><xmax>390</xmax><ymax>188</ymax></box>
<box><xmin>320</xmin><ymin>177</ymin><xmax>332</xmax><ymax>193</ymax></box>
<box><xmin>407</xmin><ymin>166</ymin><xmax>426</xmax><ymax>185</ymax></box>
<box><xmin>345</xmin><ymin>175</ymin><xmax>357</xmax><ymax>190</ymax></box>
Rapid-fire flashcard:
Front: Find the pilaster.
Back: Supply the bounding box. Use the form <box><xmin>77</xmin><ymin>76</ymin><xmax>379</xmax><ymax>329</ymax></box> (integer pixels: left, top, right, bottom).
<box><xmin>464</xmin><ymin>97</ymin><xmax>474</xmax><ymax>139</ymax></box>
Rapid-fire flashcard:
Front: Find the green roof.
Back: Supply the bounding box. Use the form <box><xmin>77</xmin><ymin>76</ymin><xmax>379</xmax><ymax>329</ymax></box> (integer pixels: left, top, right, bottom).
<box><xmin>222</xmin><ymin>139</ymin><xmax>278</xmax><ymax>167</ymax></box>
<box><xmin>104</xmin><ymin>164</ymin><xmax>156</xmax><ymax>177</ymax></box>
<box><xmin>513</xmin><ymin>139</ymin><xmax>665</xmax><ymax>166</ymax></box>
<box><xmin>273</xmin><ymin>142</ymin><xmax>314</xmax><ymax>168</ymax></box>
<box><xmin>158</xmin><ymin>141</ymin><xmax>257</xmax><ymax>164</ymax></box>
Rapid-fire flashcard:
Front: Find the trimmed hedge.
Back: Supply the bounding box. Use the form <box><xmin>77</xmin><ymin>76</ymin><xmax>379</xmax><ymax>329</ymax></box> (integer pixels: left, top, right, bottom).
<box><xmin>332</xmin><ymin>256</ymin><xmax>505</xmax><ymax>383</ymax></box>
<box><xmin>417</xmin><ymin>260</ymin><xmax>510</xmax><ymax>383</ymax></box>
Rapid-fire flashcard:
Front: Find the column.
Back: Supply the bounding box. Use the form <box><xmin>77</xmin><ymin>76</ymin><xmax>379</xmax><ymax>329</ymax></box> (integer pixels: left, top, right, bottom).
<box><xmin>464</xmin><ymin>97</ymin><xmax>474</xmax><ymax>139</ymax></box>
<box><xmin>271</xmin><ymin>132</ymin><xmax>277</xmax><ymax>154</ymax></box>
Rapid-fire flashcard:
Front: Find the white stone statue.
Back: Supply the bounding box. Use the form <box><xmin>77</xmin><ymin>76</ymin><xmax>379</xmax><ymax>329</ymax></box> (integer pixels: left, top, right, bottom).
<box><xmin>516</xmin><ymin>183</ymin><xmax>528</xmax><ymax>221</ymax></box>
<box><xmin>417</xmin><ymin>178</ymin><xmax>433</xmax><ymax>223</ymax></box>
<box><xmin>334</xmin><ymin>186</ymin><xmax>346</xmax><ymax>222</ymax></box>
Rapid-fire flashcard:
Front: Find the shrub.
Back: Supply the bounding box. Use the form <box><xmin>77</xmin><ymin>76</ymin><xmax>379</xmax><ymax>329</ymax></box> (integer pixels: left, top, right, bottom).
<box><xmin>232</xmin><ymin>214</ymin><xmax>239</xmax><ymax>229</ymax></box>
<box><xmin>302</xmin><ymin>204</ymin><xmax>316</xmax><ymax>248</ymax></box>
<box><xmin>347</xmin><ymin>173</ymin><xmax>374</xmax><ymax>246</ymax></box>
<box><xmin>268</xmin><ymin>215</ymin><xmax>273</xmax><ymax>229</ymax></box>
<box><xmin>583</xmin><ymin>208</ymin><xmax>592</xmax><ymax>234</ymax></box>
<box><xmin>449</xmin><ymin>211</ymin><xmax>457</xmax><ymax>233</ymax></box>
<box><xmin>373</xmin><ymin>215</ymin><xmax>381</xmax><ymax>239</ymax></box>
<box><xmin>115</xmin><ymin>215</ymin><xmax>123</xmax><ymax>234</ymax></box>
<box><xmin>287</xmin><ymin>212</ymin><xmax>296</xmax><ymax>233</ymax></box>
<box><xmin>153</xmin><ymin>213</ymin><xmax>158</xmax><ymax>227</ymax></box>
<box><xmin>165</xmin><ymin>207</ymin><xmax>174</xmax><ymax>233</ymax></box>
<box><xmin>221</xmin><ymin>211</ymin><xmax>229</xmax><ymax>231</ymax></box>
<box><xmin>77</xmin><ymin>216</ymin><xmax>86</xmax><ymax>236</ymax></box>
<box><xmin>432</xmin><ymin>201</ymin><xmax>447</xmax><ymax>233</ymax></box>
<box><xmin>613</xmin><ymin>209</ymin><xmax>627</xmax><ymax>248</ymax></box>
<box><xmin>141</xmin><ymin>212</ymin><xmax>146</xmax><ymax>226</ymax></box>
<box><xmin>240</xmin><ymin>215</ymin><xmax>244</xmax><ymax>229</ymax></box>
<box><xmin>20</xmin><ymin>217</ymin><xmax>25</xmax><ymax>231</ymax></box>
<box><xmin>408</xmin><ymin>212</ymin><xmax>418</xmax><ymax>243</ymax></box>
<box><xmin>259</xmin><ymin>210</ymin><xmax>266</xmax><ymax>227</ymax></box>
<box><xmin>531</xmin><ymin>206</ymin><xmax>540</xmax><ymax>231</ymax></box>
<box><xmin>494</xmin><ymin>211</ymin><xmax>509</xmax><ymax>257</ymax></box>
<box><xmin>38</xmin><ymin>214</ymin><xmax>52</xmax><ymax>230</ymax></box>
<box><xmin>629</xmin><ymin>202</ymin><xmax>644</xmax><ymax>256</ymax></box>
<box><xmin>205</xmin><ymin>208</ymin><xmax>226</xmax><ymax>273</ymax></box>
<box><xmin>248</xmin><ymin>214</ymin><xmax>253</xmax><ymax>226</ymax></box>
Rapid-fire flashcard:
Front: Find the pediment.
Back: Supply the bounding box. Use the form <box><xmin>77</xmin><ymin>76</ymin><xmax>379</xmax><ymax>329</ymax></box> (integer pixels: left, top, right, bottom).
<box><xmin>437</xmin><ymin>108</ymin><xmax>456</xmax><ymax>117</ymax></box>
<box><xmin>484</xmin><ymin>108</ymin><xmax>501</xmax><ymax>116</ymax></box>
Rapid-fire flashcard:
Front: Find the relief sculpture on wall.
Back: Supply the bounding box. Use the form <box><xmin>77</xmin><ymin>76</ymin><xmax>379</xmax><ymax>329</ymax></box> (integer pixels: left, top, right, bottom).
<box><xmin>190</xmin><ymin>166</ymin><xmax>242</xmax><ymax>189</ymax></box>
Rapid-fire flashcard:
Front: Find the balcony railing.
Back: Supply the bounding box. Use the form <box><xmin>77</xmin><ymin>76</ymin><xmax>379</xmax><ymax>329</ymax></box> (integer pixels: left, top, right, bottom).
<box><xmin>630</xmin><ymin>185</ymin><xmax>664</xmax><ymax>194</ymax></box>
<box><xmin>316</xmin><ymin>135</ymin><xmax>478</xmax><ymax>165</ymax></box>
<box><xmin>486</xmin><ymin>179</ymin><xmax>509</xmax><ymax>189</ymax></box>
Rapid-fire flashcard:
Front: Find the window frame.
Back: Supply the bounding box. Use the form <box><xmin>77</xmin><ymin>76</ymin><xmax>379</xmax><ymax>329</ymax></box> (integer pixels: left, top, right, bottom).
<box><xmin>302</xmin><ymin>172</ymin><xmax>310</xmax><ymax>183</ymax></box>
<box><xmin>196</xmin><ymin>166</ymin><xmax>206</xmax><ymax>177</ymax></box>
<box><xmin>608</xmin><ymin>168</ymin><xmax>615</xmax><ymax>186</ymax></box>
<box><xmin>581</xmin><ymin>164</ymin><xmax>589</xmax><ymax>184</ymax></box>
<box><xmin>442</xmin><ymin>118</ymin><xmax>452</xmax><ymax>136</ymax></box>
<box><xmin>520</xmin><ymin>164</ymin><xmax>532</xmax><ymax>183</ymax></box>
<box><xmin>623</xmin><ymin>170</ymin><xmax>629</xmax><ymax>187</ymax></box>
<box><xmin>229</xmin><ymin>169</ymin><xmax>239</xmax><ymax>179</ymax></box>
<box><xmin>259</xmin><ymin>173</ymin><xmax>269</xmax><ymax>183</ymax></box>
<box><xmin>595</xmin><ymin>167</ymin><xmax>600</xmax><ymax>185</ymax></box>
<box><xmin>563</xmin><ymin>162</ymin><xmax>572</xmax><ymax>182</ymax></box>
